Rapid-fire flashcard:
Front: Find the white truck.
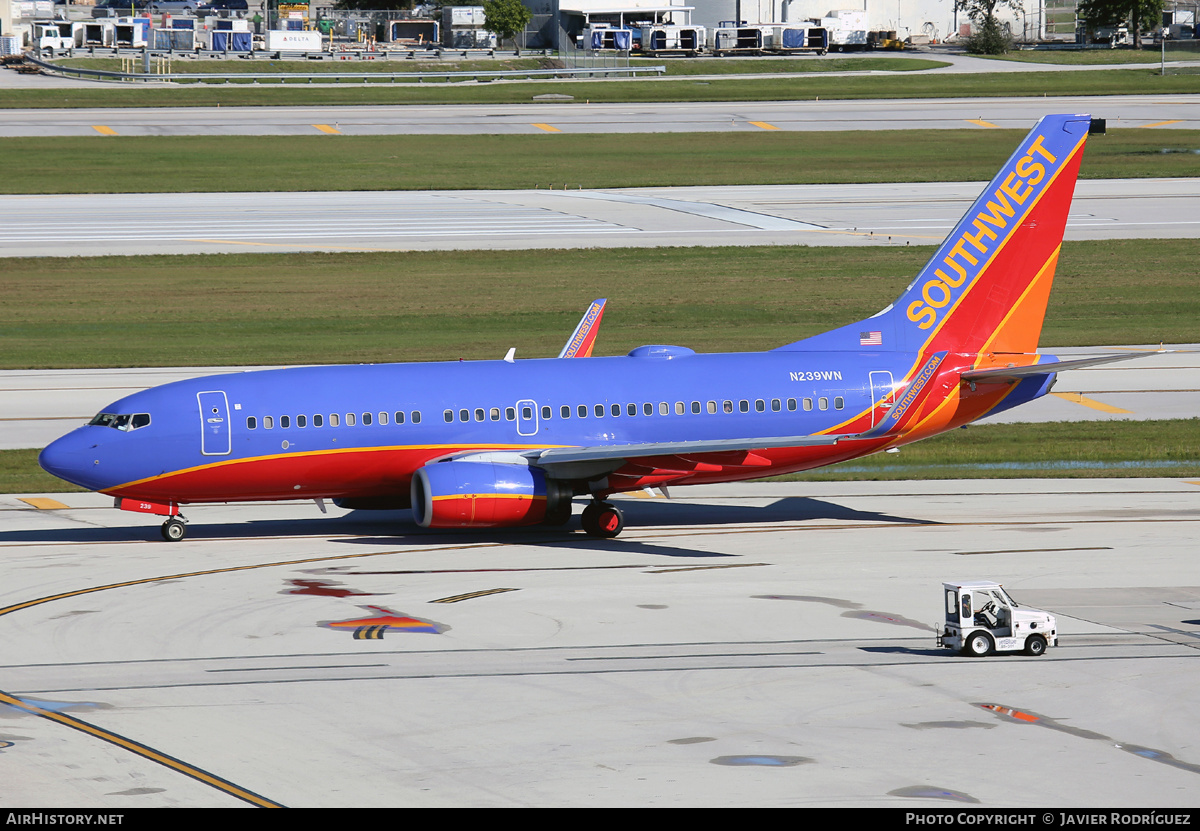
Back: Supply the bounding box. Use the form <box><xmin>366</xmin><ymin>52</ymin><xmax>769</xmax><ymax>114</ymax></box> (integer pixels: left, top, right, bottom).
<box><xmin>937</xmin><ymin>581</ymin><xmax>1057</xmax><ymax>657</ymax></box>
<box><xmin>32</xmin><ymin>21</ymin><xmax>74</xmax><ymax>56</ymax></box>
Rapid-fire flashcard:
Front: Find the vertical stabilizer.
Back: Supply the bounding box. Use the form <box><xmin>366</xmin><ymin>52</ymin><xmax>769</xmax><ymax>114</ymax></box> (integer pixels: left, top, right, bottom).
<box><xmin>777</xmin><ymin>114</ymin><xmax>1097</xmax><ymax>356</ymax></box>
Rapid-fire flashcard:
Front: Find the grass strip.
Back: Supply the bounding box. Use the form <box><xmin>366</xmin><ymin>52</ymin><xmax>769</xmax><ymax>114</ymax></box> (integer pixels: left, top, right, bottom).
<box><xmin>9</xmin><ymin>419</ymin><xmax>1199</xmax><ymax>495</ymax></box>
<box><xmin>1</xmin><ymin>239</ymin><xmax>1196</xmax><ymax>369</ymax></box>
<box><xmin>4</xmin><ymin>67</ymin><xmax>1200</xmax><ymax>108</ymax></box>
<box><xmin>985</xmin><ymin>47</ymin><xmax>1200</xmax><ymax>65</ymax></box>
<box><xmin>3</xmin><ymin>129</ymin><xmax>1199</xmax><ymax>194</ymax></box>
<box><xmin>56</xmin><ymin>55</ymin><xmax>948</xmax><ymax>77</ymax></box>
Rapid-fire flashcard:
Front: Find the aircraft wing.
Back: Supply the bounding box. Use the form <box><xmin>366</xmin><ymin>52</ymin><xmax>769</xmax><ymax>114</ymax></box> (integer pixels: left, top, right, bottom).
<box><xmin>525</xmin><ymin>433</ymin><xmax>845</xmax><ymax>470</ymax></box>
<box><xmin>962</xmin><ymin>352</ymin><xmax>1156</xmax><ymax>384</ymax></box>
<box><xmin>558</xmin><ymin>299</ymin><xmax>607</xmax><ymax>358</ymax></box>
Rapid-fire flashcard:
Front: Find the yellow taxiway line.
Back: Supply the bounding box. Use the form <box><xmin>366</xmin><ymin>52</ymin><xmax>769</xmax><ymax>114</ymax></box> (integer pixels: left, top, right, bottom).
<box><xmin>1050</xmin><ymin>391</ymin><xmax>1134</xmax><ymax>414</ymax></box>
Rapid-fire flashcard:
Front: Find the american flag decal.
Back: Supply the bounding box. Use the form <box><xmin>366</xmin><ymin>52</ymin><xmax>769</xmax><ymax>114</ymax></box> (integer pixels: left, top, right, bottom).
<box><xmin>860</xmin><ymin>331</ymin><xmax>883</xmax><ymax>346</ymax></box>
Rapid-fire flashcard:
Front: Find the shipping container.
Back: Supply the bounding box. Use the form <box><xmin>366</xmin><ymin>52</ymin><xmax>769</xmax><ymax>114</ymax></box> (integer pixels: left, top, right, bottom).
<box><xmin>710</xmin><ymin>25</ymin><xmax>766</xmax><ymax>55</ymax></box>
<box><xmin>639</xmin><ymin>24</ymin><xmax>705</xmax><ymax>55</ymax></box>
<box><xmin>771</xmin><ymin>25</ymin><xmax>828</xmax><ymax>53</ymax></box>
<box><xmin>264</xmin><ymin>29</ymin><xmax>321</xmax><ymax>51</ymax></box>
<box><xmin>584</xmin><ymin>26</ymin><xmax>634</xmax><ymax>51</ymax></box>
<box><xmin>152</xmin><ymin>27</ymin><xmax>195</xmax><ymax>49</ymax></box>
<box><xmin>388</xmin><ymin>19</ymin><xmax>438</xmax><ymax>45</ymax></box>
<box><xmin>74</xmin><ymin>20</ymin><xmax>115</xmax><ymax>47</ymax></box>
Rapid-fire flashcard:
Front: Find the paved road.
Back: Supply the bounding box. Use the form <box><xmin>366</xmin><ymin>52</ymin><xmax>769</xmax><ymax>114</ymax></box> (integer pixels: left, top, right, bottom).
<box><xmin>3</xmin><ymin>479</ymin><xmax>1199</xmax><ymax>807</ymax></box>
<box><xmin>2</xmin><ymin>94</ymin><xmax>1197</xmax><ymax>136</ymax></box>
<box><xmin>1</xmin><ymin>178</ymin><xmax>1197</xmax><ymax>258</ymax></box>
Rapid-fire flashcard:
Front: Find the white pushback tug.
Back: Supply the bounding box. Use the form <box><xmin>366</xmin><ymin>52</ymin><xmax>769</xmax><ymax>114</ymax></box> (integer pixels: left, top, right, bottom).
<box><xmin>938</xmin><ymin>581</ymin><xmax>1057</xmax><ymax>657</ymax></box>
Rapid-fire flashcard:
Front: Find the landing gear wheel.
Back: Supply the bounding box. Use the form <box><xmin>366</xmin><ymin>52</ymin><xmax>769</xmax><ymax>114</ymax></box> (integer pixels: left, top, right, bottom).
<box><xmin>161</xmin><ymin>517</ymin><xmax>187</xmax><ymax>542</ymax></box>
<box><xmin>963</xmin><ymin>631</ymin><xmax>994</xmax><ymax>657</ymax></box>
<box><xmin>581</xmin><ymin>501</ymin><xmax>624</xmax><ymax>538</ymax></box>
<box><xmin>1024</xmin><ymin>635</ymin><xmax>1047</xmax><ymax>656</ymax></box>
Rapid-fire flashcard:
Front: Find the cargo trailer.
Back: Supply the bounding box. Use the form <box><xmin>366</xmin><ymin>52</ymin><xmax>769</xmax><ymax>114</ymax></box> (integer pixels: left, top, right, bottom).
<box><xmin>639</xmin><ymin>24</ymin><xmax>705</xmax><ymax>56</ymax></box>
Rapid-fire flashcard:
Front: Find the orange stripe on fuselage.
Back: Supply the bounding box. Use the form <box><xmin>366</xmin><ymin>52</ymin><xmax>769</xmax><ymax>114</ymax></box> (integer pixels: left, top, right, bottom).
<box><xmin>104</xmin><ymin>444</ymin><xmax>561</xmax><ymax>503</ymax></box>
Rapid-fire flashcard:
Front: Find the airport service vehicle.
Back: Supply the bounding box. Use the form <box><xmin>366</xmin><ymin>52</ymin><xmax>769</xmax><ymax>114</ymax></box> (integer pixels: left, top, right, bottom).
<box><xmin>32</xmin><ymin>20</ymin><xmax>74</xmax><ymax>54</ymax></box>
<box><xmin>938</xmin><ymin>581</ymin><xmax>1058</xmax><ymax>656</ymax></box>
<box><xmin>40</xmin><ymin>114</ymin><xmax>1145</xmax><ymax>542</ymax></box>
<box><xmin>196</xmin><ymin>0</ymin><xmax>247</xmax><ymax>16</ymax></box>
<box><xmin>92</xmin><ymin>0</ymin><xmax>148</xmax><ymax>18</ymax></box>
<box><xmin>147</xmin><ymin>1</ymin><xmax>200</xmax><ymax>13</ymax></box>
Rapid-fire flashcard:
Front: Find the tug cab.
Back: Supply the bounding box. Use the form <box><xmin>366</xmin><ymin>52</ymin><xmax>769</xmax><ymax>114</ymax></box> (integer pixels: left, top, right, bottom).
<box><xmin>938</xmin><ymin>581</ymin><xmax>1057</xmax><ymax>657</ymax></box>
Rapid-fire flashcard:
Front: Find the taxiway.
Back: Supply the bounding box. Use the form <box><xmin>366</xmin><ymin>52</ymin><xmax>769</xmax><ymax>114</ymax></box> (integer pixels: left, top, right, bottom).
<box><xmin>1</xmin><ymin>179</ymin><xmax>1197</xmax><ymax>258</ymax></box>
<box><xmin>2</xmin><ymin>479</ymin><xmax>1198</xmax><ymax>807</ymax></box>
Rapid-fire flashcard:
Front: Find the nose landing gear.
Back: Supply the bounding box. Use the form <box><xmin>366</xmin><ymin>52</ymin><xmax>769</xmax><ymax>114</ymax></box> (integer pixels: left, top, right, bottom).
<box><xmin>161</xmin><ymin>515</ymin><xmax>188</xmax><ymax>542</ymax></box>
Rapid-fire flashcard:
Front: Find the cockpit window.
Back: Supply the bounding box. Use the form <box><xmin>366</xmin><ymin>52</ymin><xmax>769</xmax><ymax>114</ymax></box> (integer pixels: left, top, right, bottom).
<box><xmin>89</xmin><ymin>412</ymin><xmax>151</xmax><ymax>431</ymax></box>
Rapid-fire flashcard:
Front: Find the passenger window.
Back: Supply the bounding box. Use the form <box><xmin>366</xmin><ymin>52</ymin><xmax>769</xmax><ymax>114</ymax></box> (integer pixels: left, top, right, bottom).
<box><xmin>459</xmin><ymin>409</ymin><xmax>469</xmax><ymax>422</ymax></box>
<box><xmin>578</xmin><ymin>405</ymin><xmax>588</xmax><ymax>418</ymax></box>
<box><xmin>643</xmin><ymin>402</ymin><xmax>653</xmax><ymax>416</ymax></box>
<box><xmin>281</xmin><ymin>415</ymin><xmax>290</xmax><ymax>429</ymax></box>
<box><xmin>628</xmin><ymin>403</ymin><xmax>637</xmax><ymax>416</ymax></box>
<box><xmin>611</xmin><ymin>404</ymin><xmax>621</xmax><ymax>417</ymax></box>
<box><xmin>707</xmin><ymin>401</ymin><xmax>717</xmax><ymax>414</ymax></box>
<box><xmin>444</xmin><ymin>409</ymin><xmax>454</xmax><ymax>423</ymax></box>
<box><xmin>395</xmin><ymin>411</ymin><xmax>405</xmax><ymax>424</ymax></box>
<box><xmin>522</xmin><ymin>406</ymin><xmax>533</xmax><ymax>420</ymax></box>
<box><xmin>247</xmin><ymin>416</ymin><xmax>257</xmax><ymax>429</ymax></box>
<box><xmin>691</xmin><ymin>401</ymin><xmax>701</xmax><ymax>414</ymax></box>
<box><xmin>834</xmin><ymin>397</ymin><xmax>845</xmax><ymax>410</ymax></box>
<box><xmin>330</xmin><ymin>413</ymin><xmax>340</xmax><ymax>427</ymax></box>
<box><xmin>297</xmin><ymin>415</ymin><xmax>307</xmax><ymax>428</ymax></box>
<box><xmin>739</xmin><ymin>400</ymin><xmax>749</xmax><ymax>413</ymax></box>
<box><xmin>561</xmin><ymin>405</ymin><xmax>570</xmax><ymax>419</ymax></box>
<box><xmin>314</xmin><ymin>414</ymin><xmax>323</xmax><ymax>427</ymax></box>
<box><xmin>411</xmin><ymin>411</ymin><xmax>421</xmax><ymax>424</ymax></box>
<box><xmin>346</xmin><ymin>413</ymin><xmax>356</xmax><ymax>426</ymax></box>
<box><xmin>475</xmin><ymin>408</ymin><xmax>485</xmax><ymax>422</ymax></box>
<box><xmin>803</xmin><ymin>398</ymin><xmax>813</xmax><ymax>411</ymax></box>
<box><xmin>818</xmin><ymin>397</ymin><xmax>829</xmax><ymax>410</ymax></box>
<box><xmin>506</xmin><ymin>407</ymin><xmax>516</xmax><ymax>421</ymax></box>
<box><xmin>541</xmin><ymin>406</ymin><xmax>552</xmax><ymax>419</ymax></box>
<box><xmin>771</xmin><ymin>399</ymin><xmax>781</xmax><ymax>412</ymax></box>
<box><xmin>490</xmin><ymin>408</ymin><xmax>500</xmax><ymax>421</ymax></box>
<box><xmin>363</xmin><ymin>412</ymin><xmax>372</xmax><ymax>425</ymax></box>
<box><xmin>787</xmin><ymin>398</ymin><xmax>797</xmax><ymax>411</ymax></box>
<box><xmin>723</xmin><ymin>400</ymin><xmax>733</xmax><ymax>413</ymax></box>
<box><xmin>379</xmin><ymin>412</ymin><xmax>388</xmax><ymax>425</ymax></box>
<box><xmin>755</xmin><ymin>399</ymin><xmax>765</xmax><ymax>412</ymax></box>
<box><xmin>595</xmin><ymin>404</ymin><xmax>604</xmax><ymax>418</ymax></box>
<box><xmin>264</xmin><ymin>416</ymin><xmax>274</xmax><ymax>429</ymax></box>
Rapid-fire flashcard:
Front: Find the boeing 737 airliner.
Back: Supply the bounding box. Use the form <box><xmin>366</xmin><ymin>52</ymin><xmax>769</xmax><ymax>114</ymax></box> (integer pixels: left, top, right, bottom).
<box><xmin>40</xmin><ymin>114</ymin><xmax>1135</xmax><ymax>541</ymax></box>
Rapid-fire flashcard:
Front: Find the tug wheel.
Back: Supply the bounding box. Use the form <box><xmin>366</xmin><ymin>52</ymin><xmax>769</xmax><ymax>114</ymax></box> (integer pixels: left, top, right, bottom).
<box><xmin>963</xmin><ymin>631</ymin><xmax>994</xmax><ymax>657</ymax></box>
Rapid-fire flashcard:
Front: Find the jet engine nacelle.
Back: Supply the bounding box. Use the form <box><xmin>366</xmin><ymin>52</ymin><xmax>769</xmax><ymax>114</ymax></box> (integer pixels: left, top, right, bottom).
<box><xmin>410</xmin><ymin>461</ymin><xmax>573</xmax><ymax>528</ymax></box>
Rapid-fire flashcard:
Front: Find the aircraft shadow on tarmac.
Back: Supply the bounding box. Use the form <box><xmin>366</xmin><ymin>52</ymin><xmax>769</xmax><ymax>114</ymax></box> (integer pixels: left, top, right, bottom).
<box><xmin>10</xmin><ymin>496</ymin><xmax>935</xmax><ymax>549</ymax></box>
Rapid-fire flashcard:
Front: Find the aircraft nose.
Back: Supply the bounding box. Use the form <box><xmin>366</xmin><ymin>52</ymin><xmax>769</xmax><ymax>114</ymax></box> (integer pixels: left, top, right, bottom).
<box><xmin>39</xmin><ymin>431</ymin><xmax>103</xmax><ymax>490</ymax></box>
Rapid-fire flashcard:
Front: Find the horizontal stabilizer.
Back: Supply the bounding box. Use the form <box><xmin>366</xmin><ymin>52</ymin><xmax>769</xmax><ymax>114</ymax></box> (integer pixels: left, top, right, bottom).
<box><xmin>962</xmin><ymin>352</ymin><xmax>1154</xmax><ymax>384</ymax></box>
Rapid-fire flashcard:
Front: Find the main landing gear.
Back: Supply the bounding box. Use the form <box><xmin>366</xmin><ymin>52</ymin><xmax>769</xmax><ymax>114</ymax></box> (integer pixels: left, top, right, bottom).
<box><xmin>160</xmin><ymin>515</ymin><xmax>188</xmax><ymax>542</ymax></box>
<box><xmin>581</xmin><ymin>500</ymin><xmax>624</xmax><ymax>539</ymax></box>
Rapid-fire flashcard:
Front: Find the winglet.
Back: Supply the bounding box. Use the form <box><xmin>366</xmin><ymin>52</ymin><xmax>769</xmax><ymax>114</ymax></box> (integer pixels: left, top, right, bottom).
<box><xmin>558</xmin><ymin>298</ymin><xmax>607</xmax><ymax>358</ymax></box>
